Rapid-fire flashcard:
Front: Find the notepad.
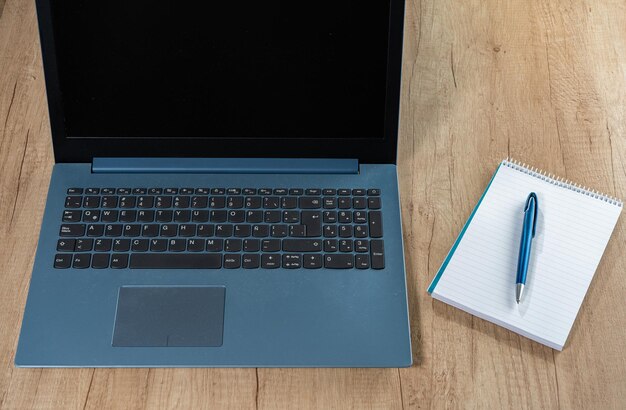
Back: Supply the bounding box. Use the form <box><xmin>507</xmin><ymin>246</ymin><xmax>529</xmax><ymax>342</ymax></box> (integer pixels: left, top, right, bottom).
<box><xmin>428</xmin><ymin>159</ymin><xmax>622</xmax><ymax>350</ymax></box>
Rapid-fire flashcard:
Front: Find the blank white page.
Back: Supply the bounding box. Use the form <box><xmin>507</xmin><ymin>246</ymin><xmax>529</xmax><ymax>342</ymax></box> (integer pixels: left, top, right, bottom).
<box><xmin>429</xmin><ymin>160</ymin><xmax>622</xmax><ymax>350</ymax></box>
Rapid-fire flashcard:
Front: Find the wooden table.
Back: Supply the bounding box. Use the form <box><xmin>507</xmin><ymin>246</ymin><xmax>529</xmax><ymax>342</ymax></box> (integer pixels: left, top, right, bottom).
<box><xmin>1</xmin><ymin>0</ymin><xmax>625</xmax><ymax>408</ymax></box>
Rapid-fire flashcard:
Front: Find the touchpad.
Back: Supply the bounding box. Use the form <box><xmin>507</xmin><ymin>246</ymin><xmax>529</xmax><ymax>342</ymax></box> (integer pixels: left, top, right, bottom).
<box><xmin>112</xmin><ymin>286</ymin><xmax>225</xmax><ymax>347</ymax></box>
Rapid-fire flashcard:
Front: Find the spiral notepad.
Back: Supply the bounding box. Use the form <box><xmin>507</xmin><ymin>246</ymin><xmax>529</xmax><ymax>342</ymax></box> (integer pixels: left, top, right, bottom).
<box><xmin>428</xmin><ymin>159</ymin><xmax>622</xmax><ymax>350</ymax></box>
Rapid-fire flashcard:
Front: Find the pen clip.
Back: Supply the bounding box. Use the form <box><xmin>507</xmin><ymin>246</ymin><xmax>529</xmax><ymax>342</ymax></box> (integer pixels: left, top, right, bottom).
<box><xmin>525</xmin><ymin>192</ymin><xmax>538</xmax><ymax>237</ymax></box>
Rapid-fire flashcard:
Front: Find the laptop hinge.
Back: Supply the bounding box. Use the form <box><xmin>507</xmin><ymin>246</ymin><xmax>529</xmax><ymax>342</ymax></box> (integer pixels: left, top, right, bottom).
<box><xmin>91</xmin><ymin>158</ymin><xmax>359</xmax><ymax>174</ymax></box>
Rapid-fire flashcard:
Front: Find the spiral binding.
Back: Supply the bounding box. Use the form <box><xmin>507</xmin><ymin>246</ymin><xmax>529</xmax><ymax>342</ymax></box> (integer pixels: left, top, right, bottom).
<box><xmin>502</xmin><ymin>158</ymin><xmax>623</xmax><ymax>207</ymax></box>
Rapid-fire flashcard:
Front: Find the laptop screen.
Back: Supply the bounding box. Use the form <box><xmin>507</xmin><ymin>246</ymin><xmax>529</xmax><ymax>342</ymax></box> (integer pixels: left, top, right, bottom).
<box><xmin>49</xmin><ymin>2</ymin><xmax>392</xmax><ymax>140</ymax></box>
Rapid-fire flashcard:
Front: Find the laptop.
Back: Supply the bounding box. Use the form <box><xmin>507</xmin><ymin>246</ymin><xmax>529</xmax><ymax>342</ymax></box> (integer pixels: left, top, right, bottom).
<box><xmin>15</xmin><ymin>0</ymin><xmax>412</xmax><ymax>367</ymax></box>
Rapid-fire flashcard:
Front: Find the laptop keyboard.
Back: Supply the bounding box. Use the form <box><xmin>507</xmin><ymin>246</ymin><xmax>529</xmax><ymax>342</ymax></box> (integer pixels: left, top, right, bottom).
<box><xmin>54</xmin><ymin>187</ymin><xmax>385</xmax><ymax>270</ymax></box>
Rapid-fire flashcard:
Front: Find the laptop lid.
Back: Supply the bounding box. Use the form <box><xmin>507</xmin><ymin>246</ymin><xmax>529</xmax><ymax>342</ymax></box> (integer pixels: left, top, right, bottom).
<box><xmin>36</xmin><ymin>1</ymin><xmax>405</xmax><ymax>164</ymax></box>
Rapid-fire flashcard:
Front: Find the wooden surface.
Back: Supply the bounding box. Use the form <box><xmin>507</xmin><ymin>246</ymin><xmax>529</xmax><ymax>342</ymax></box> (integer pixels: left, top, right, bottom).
<box><xmin>1</xmin><ymin>0</ymin><xmax>625</xmax><ymax>408</ymax></box>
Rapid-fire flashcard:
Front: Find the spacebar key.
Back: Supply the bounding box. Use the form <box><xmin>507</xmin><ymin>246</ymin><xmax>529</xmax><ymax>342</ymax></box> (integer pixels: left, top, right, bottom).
<box><xmin>130</xmin><ymin>254</ymin><xmax>222</xmax><ymax>269</ymax></box>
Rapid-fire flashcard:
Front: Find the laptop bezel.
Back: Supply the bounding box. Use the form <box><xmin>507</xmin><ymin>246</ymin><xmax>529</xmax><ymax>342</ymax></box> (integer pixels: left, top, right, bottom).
<box><xmin>36</xmin><ymin>0</ymin><xmax>405</xmax><ymax>165</ymax></box>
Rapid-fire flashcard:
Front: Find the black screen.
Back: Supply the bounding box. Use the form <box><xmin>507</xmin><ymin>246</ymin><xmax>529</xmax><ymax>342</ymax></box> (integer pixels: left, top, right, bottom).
<box><xmin>50</xmin><ymin>1</ymin><xmax>391</xmax><ymax>139</ymax></box>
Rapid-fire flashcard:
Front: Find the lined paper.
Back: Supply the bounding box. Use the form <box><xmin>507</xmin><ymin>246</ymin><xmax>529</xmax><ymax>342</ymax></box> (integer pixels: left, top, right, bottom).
<box><xmin>430</xmin><ymin>161</ymin><xmax>622</xmax><ymax>350</ymax></box>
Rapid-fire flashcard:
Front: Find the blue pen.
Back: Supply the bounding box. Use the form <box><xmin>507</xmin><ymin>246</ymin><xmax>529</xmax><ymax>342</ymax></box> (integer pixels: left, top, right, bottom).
<box><xmin>516</xmin><ymin>192</ymin><xmax>538</xmax><ymax>304</ymax></box>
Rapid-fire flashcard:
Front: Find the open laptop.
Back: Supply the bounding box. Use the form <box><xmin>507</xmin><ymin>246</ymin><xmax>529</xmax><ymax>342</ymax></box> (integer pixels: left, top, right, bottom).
<box><xmin>15</xmin><ymin>0</ymin><xmax>411</xmax><ymax>367</ymax></box>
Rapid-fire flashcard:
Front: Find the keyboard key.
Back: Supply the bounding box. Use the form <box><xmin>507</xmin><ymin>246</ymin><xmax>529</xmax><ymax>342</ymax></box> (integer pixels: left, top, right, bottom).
<box><xmin>301</xmin><ymin>211</ymin><xmax>321</xmax><ymax>237</ymax></box>
<box><xmin>338</xmin><ymin>225</ymin><xmax>352</xmax><ymax>238</ymax></box>
<box><xmin>150</xmin><ymin>239</ymin><xmax>168</xmax><ymax>252</ymax></box>
<box><xmin>324</xmin><ymin>239</ymin><xmax>338</xmax><ymax>252</ymax></box>
<box><xmin>137</xmin><ymin>196</ymin><xmax>154</xmax><ymax>208</ymax></box>
<box><xmin>355</xmin><ymin>254</ymin><xmax>370</xmax><ymax>269</ymax></box>
<box><xmin>354</xmin><ymin>225</ymin><xmax>368</xmax><ymax>238</ymax></box>
<box><xmin>119</xmin><ymin>210</ymin><xmax>137</xmax><ymax>222</ymax></box>
<box><xmin>155</xmin><ymin>196</ymin><xmax>172</xmax><ymax>208</ymax></box>
<box><xmin>242</xmin><ymin>254</ymin><xmax>260</xmax><ymax>269</ymax></box>
<box><xmin>67</xmin><ymin>188</ymin><xmax>83</xmax><ymax>194</ymax></box>
<box><xmin>234</xmin><ymin>224</ymin><xmax>251</xmax><ymax>237</ymax></box>
<box><xmin>368</xmin><ymin>211</ymin><xmax>383</xmax><ymax>238</ymax></box>
<box><xmin>173</xmin><ymin>196</ymin><xmax>190</xmax><ymax>208</ymax></box>
<box><xmin>113</xmin><ymin>239</ymin><xmax>130</xmax><ymax>252</ymax></box>
<box><xmin>131</xmin><ymin>239</ymin><xmax>149</xmax><ymax>252</ymax></box>
<box><xmin>289</xmin><ymin>225</ymin><xmax>306</xmax><ymax>237</ymax></box>
<box><xmin>263</xmin><ymin>197</ymin><xmax>279</xmax><ymax>209</ymax></box>
<box><xmin>102</xmin><ymin>188</ymin><xmax>116</xmax><ymax>194</ymax></box>
<box><xmin>72</xmin><ymin>254</ymin><xmax>91</xmax><ymax>269</ymax></box>
<box><xmin>339</xmin><ymin>239</ymin><xmax>353</xmax><ymax>252</ymax></box>
<box><xmin>271</xmin><ymin>225</ymin><xmax>288</xmax><ymax>237</ymax></box>
<box><xmin>338</xmin><ymin>189</ymin><xmax>350</xmax><ymax>196</ymax></box>
<box><xmin>178</xmin><ymin>224</ymin><xmax>196</xmax><ymax>237</ymax></box>
<box><xmin>60</xmin><ymin>224</ymin><xmax>86</xmax><ymax>237</ymax></box>
<box><xmin>324</xmin><ymin>254</ymin><xmax>353</xmax><ymax>269</ymax></box>
<box><xmin>367</xmin><ymin>189</ymin><xmax>381</xmax><ymax>196</ymax></box>
<box><xmin>123</xmin><ymin>224</ymin><xmax>141</xmax><ymax>237</ymax></box>
<box><xmin>110</xmin><ymin>254</ymin><xmax>129</xmax><ymax>269</ymax></box>
<box><xmin>117</xmin><ymin>188</ymin><xmax>131</xmax><ymax>194</ymax></box>
<box><xmin>283</xmin><ymin>239</ymin><xmax>322</xmax><ymax>252</ymax></box>
<box><xmin>206</xmin><ymin>239</ymin><xmax>224</xmax><ymax>252</ymax></box>
<box><xmin>353</xmin><ymin>211</ymin><xmax>367</xmax><ymax>223</ymax></box>
<box><xmin>187</xmin><ymin>239</ymin><xmax>205</xmax><ymax>252</ymax></box>
<box><xmin>353</xmin><ymin>197</ymin><xmax>366</xmax><ymax>209</ymax></box>
<box><xmin>245</xmin><ymin>197</ymin><xmax>262</xmax><ymax>209</ymax></box>
<box><xmin>352</xmin><ymin>189</ymin><xmax>366</xmax><ymax>196</ymax></box>
<box><xmin>210</xmin><ymin>210</ymin><xmax>227</xmax><ymax>222</ymax></box>
<box><xmin>224</xmin><ymin>254</ymin><xmax>241</xmax><ymax>269</ymax></box>
<box><xmin>281</xmin><ymin>197</ymin><xmax>298</xmax><ymax>209</ymax></box>
<box><xmin>101</xmin><ymin>196</ymin><xmax>118</xmax><ymax>208</ymax></box>
<box><xmin>305</xmin><ymin>189</ymin><xmax>321</xmax><ymax>195</ymax></box>
<box><xmin>243</xmin><ymin>188</ymin><xmax>257</xmax><ymax>195</ymax></box>
<box><xmin>191</xmin><ymin>196</ymin><xmax>208</xmax><ymax>208</ymax></box>
<box><xmin>283</xmin><ymin>211</ymin><xmax>299</xmax><ymax>224</ymax></box>
<box><xmin>323</xmin><ymin>197</ymin><xmax>337</xmax><ymax>209</ymax></box>
<box><xmin>252</xmin><ymin>225</ymin><xmax>269</xmax><ymax>237</ymax></box>
<box><xmin>57</xmin><ymin>239</ymin><xmax>75</xmax><ymax>252</ymax></box>
<box><xmin>91</xmin><ymin>253</ymin><xmax>109</xmax><ymax>269</ymax></box>
<box><xmin>354</xmin><ymin>240</ymin><xmax>369</xmax><ymax>252</ymax></box>
<box><xmin>262</xmin><ymin>239</ymin><xmax>280</xmax><ymax>252</ymax></box>
<box><xmin>368</xmin><ymin>197</ymin><xmax>381</xmax><ymax>209</ymax></box>
<box><xmin>299</xmin><ymin>197</ymin><xmax>321</xmax><ymax>209</ymax></box>
<box><xmin>94</xmin><ymin>239</ymin><xmax>112</xmax><ymax>252</ymax></box>
<box><xmin>197</xmin><ymin>224</ymin><xmax>215</xmax><ymax>237</ymax></box>
<box><xmin>210</xmin><ymin>197</ymin><xmax>226</xmax><ymax>208</ymax></box>
<box><xmin>168</xmin><ymin>239</ymin><xmax>186</xmax><ymax>252</ymax></box>
<box><xmin>370</xmin><ymin>240</ymin><xmax>385</xmax><ymax>269</ymax></box>
<box><xmin>282</xmin><ymin>254</ymin><xmax>301</xmax><ymax>269</ymax></box>
<box><xmin>303</xmin><ymin>254</ymin><xmax>322</xmax><ymax>269</ymax></box>
<box><xmin>54</xmin><ymin>254</ymin><xmax>72</xmax><ymax>268</ymax></box>
<box><xmin>62</xmin><ymin>210</ymin><xmax>82</xmax><ymax>222</ymax></box>
<box><xmin>227</xmin><ymin>188</ymin><xmax>241</xmax><ymax>195</ymax></box>
<box><xmin>225</xmin><ymin>239</ymin><xmax>242</xmax><ymax>252</ymax></box>
<box><xmin>289</xmin><ymin>188</ymin><xmax>303</xmax><ymax>195</ymax></box>
<box><xmin>141</xmin><ymin>224</ymin><xmax>159</xmax><ymax>237</ymax></box>
<box><xmin>323</xmin><ymin>225</ymin><xmax>337</xmax><ymax>237</ymax></box>
<box><xmin>215</xmin><ymin>224</ymin><xmax>233</xmax><ymax>237</ymax></box>
<box><xmin>83</xmin><ymin>196</ymin><xmax>100</xmax><ymax>208</ymax></box>
<box><xmin>261</xmin><ymin>254</ymin><xmax>280</xmax><ymax>269</ymax></box>
<box><xmin>227</xmin><ymin>197</ymin><xmax>244</xmax><ymax>209</ymax></box>
<box><xmin>264</xmin><ymin>211</ymin><xmax>281</xmax><ymax>223</ymax></box>
<box><xmin>322</xmin><ymin>189</ymin><xmax>336</xmax><ymax>195</ymax></box>
<box><xmin>137</xmin><ymin>210</ymin><xmax>155</xmax><ymax>222</ymax></box>
<box><xmin>65</xmin><ymin>196</ymin><xmax>82</xmax><ymax>208</ymax></box>
<box><xmin>338</xmin><ymin>197</ymin><xmax>351</xmax><ymax>209</ymax></box>
<box><xmin>133</xmin><ymin>188</ymin><xmax>147</xmax><ymax>195</ymax></box>
<box><xmin>75</xmin><ymin>238</ymin><xmax>93</xmax><ymax>252</ymax></box>
<box><xmin>130</xmin><ymin>254</ymin><xmax>221</xmax><ymax>269</ymax></box>
<box><xmin>228</xmin><ymin>210</ymin><xmax>245</xmax><ymax>223</ymax></box>
<box><xmin>160</xmin><ymin>224</ymin><xmax>177</xmax><ymax>237</ymax></box>
<box><xmin>180</xmin><ymin>188</ymin><xmax>194</xmax><ymax>195</ymax></box>
<box><xmin>173</xmin><ymin>210</ymin><xmax>191</xmax><ymax>222</ymax></box>
<box><xmin>192</xmin><ymin>210</ymin><xmax>209</xmax><ymax>222</ymax></box>
<box><xmin>119</xmin><ymin>196</ymin><xmax>136</xmax><ymax>208</ymax></box>
<box><xmin>82</xmin><ymin>210</ymin><xmax>100</xmax><ymax>222</ymax></box>
<box><xmin>211</xmin><ymin>188</ymin><xmax>225</xmax><ymax>195</ymax></box>
<box><xmin>273</xmin><ymin>188</ymin><xmax>287</xmax><ymax>195</ymax></box>
<box><xmin>148</xmin><ymin>188</ymin><xmax>163</xmax><ymax>195</ymax></box>
<box><xmin>338</xmin><ymin>211</ymin><xmax>352</xmax><ymax>223</ymax></box>
<box><xmin>101</xmin><ymin>210</ymin><xmax>118</xmax><ymax>222</ymax></box>
<box><xmin>243</xmin><ymin>239</ymin><xmax>260</xmax><ymax>252</ymax></box>
<box><xmin>156</xmin><ymin>210</ymin><xmax>173</xmax><ymax>222</ymax></box>
<box><xmin>323</xmin><ymin>211</ymin><xmax>337</xmax><ymax>223</ymax></box>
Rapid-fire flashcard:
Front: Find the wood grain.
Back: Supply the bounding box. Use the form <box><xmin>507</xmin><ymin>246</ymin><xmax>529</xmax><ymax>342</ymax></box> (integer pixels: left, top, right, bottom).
<box><xmin>1</xmin><ymin>0</ymin><xmax>625</xmax><ymax>408</ymax></box>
